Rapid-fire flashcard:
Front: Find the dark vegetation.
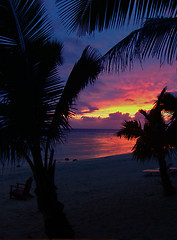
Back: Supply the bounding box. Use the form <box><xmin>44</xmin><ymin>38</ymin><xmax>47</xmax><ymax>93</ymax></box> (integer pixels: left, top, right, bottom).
<box><xmin>1</xmin><ymin>0</ymin><xmax>177</xmax><ymax>237</ymax></box>
<box><xmin>0</xmin><ymin>0</ymin><xmax>102</xmax><ymax>237</ymax></box>
<box><xmin>118</xmin><ymin>88</ymin><xmax>177</xmax><ymax>196</ymax></box>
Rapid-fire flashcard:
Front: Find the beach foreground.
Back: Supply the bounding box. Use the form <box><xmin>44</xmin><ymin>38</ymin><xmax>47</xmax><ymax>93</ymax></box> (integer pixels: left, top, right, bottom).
<box><xmin>1</xmin><ymin>153</ymin><xmax>177</xmax><ymax>239</ymax></box>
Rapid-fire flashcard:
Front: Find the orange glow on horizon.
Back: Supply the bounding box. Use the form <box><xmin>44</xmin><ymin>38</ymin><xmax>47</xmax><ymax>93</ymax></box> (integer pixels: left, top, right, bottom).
<box><xmin>75</xmin><ymin>103</ymin><xmax>153</xmax><ymax>119</ymax></box>
<box><xmin>70</xmin><ymin>63</ymin><xmax>177</xmax><ymax>129</ymax></box>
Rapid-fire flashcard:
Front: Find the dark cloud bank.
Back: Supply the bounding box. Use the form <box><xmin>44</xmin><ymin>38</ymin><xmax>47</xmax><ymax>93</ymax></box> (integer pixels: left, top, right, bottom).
<box><xmin>70</xmin><ymin>111</ymin><xmax>144</xmax><ymax>129</ymax></box>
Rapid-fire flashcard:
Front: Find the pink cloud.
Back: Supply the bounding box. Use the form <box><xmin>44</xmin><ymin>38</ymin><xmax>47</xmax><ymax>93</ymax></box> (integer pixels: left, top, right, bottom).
<box><xmin>74</xmin><ymin>62</ymin><xmax>177</xmax><ymax>113</ymax></box>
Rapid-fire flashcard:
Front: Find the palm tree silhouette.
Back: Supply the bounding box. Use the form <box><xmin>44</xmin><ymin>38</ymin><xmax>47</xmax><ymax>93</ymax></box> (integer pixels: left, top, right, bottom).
<box><xmin>0</xmin><ymin>0</ymin><xmax>102</xmax><ymax>238</ymax></box>
<box><xmin>57</xmin><ymin>1</ymin><xmax>177</xmax><ymax>70</ymax></box>
<box><xmin>103</xmin><ymin>17</ymin><xmax>177</xmax><ymax>72</ymax></box>
<box><xmin>118</xmin><ymin>89</ymin><xmax>176</xmax><ymax>196</ymax></box>
<box><xmin>158</xmin><ymin>89</ymin><xmax>177</xmax><ymax>149</ymax></box>
<box><xmin>57</xmin><ymin>0</ymin><xmax>177</xmax><ymax>35</ymax></box>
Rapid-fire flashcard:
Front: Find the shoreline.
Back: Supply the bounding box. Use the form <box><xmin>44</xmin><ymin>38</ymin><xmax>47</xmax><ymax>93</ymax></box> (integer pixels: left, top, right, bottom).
<box><xmin>1</xmin><ymin>153</ymin><xmax>177</xmax><ymax>238</ymax></box>
<box><xmin>0</xmin><ymin>152</ymin><xmax>133</xmax><ymax>173</ymax></box>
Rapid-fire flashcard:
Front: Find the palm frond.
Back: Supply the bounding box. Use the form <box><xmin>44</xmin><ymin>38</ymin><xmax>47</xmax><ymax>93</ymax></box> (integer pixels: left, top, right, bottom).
<box><xmin>117</xmin><ymin>120</ymin><xmax>143</xmax><ymax>140</ymax></box>
<box><xmin>132</xmin><ymin>137</ymin><xmax>154</xmax><ymax>161</ymax></box>
<box><xmin>0</xmin><ymin>36</ymin><xmax>16</xmax><ymax>46</ymax></box>
<box><xmin>0</xmin><ymin>0</ymin><xmax>53</xmax><ymax>51</ymax></box>
<box><xmin>49</xmin><ymin>45</ymin><xmax>103</xmax><ymax>137</ymax></box>
<box><xmin>103</xmin><ymin>27</ymin><xmax>142</xmax><ymax>72</ymax></box>
<box><xmin>158</xmin><ymin>92</ymin><xmax>177</xmax><ymax>113</ymax></box>
<box><xmin>153</xmin><ymin>87</ymin><xmax>167</xmax><ymax>111</ymax></box>
<box><xmin>61</xmin><ymin>45</ymin><xmax>102</xmax><ymax>107</ymax></box>
<box><xmin>57</xmin><ymin>0</ymin><xmax>177</xmax><ymax>35</ymax></box>
<box><xmin>139</xmin><ymin>109</ymin><xmax>148</xmax><ymax>118</ymax></box>
<box><xmin>103</xmin><ymin>17</ymin><xmax>177</xmax><ymax>72</ymax></box>
<box><xmin>132</xmin><ymin>124</ymin><xmax>171</xmax><ymax>161</ymax></box>
<box><xmin>0</xmin><ymin>40</ymin><xmax>64</xmax><ymax>162</ymax></box>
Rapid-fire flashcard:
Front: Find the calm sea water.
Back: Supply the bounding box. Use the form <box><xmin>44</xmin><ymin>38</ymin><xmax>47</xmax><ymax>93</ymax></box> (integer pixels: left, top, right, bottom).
<box><xmin>55</xmin><ymin>129</ymin><xmax>135</xmax><ymax>162</ymax></box>
<box><xmin>2</xmin><ymin>129</ymin><xmax>176</xmax><ymax>170</ymax></box>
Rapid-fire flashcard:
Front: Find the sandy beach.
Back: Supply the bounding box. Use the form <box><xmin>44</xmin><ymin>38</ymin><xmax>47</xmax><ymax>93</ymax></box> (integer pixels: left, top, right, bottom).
<box><xmin>1</xmin><ymin>153</ymin><xmax>177</xmax><ymax>239</ymax></box>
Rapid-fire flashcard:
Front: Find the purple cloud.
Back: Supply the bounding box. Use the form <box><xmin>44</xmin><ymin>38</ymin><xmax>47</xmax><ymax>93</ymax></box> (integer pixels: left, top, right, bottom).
<box><xmin>75</xmin><ymin>102</ymin><xmax>99</xmax><ymax>114</ymax></box>
<box><xmin>70</xmin><ymin>111</ymin><xmax>132</xmax><ymax>129</ymax></box>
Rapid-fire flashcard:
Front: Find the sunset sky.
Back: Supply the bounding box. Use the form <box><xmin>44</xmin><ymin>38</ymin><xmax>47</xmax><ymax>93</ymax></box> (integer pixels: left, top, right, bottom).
<box><xmin>45</xmin><ymin>0</ymin><xmax>177</xmax><ymax>129</ymax></box>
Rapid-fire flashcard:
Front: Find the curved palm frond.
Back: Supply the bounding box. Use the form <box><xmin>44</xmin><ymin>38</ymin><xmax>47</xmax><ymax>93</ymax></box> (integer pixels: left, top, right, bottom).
<box><xmin>60</xmin><ymin>45</ymin><xmax>102</xmax><ymax>107</ymax></box>
<box><xmin>49</xmin><ymin>45</ymin><xmax>103</xmax><ymax>138</ymax></box>
<box><xmin>117</xmin><ymin>120</ymin><xmax>143</xmax><ymax>140</ymax></box>
<box><xmin>57</xmin><ymin>0</ymin><xmax>177</xmax><ymax>35</ymax></box>
<box><xmin>103</xmin><ymin>17</ymin><xmax>177</xmax><ymax>72</ymax></box>
<box><xmin>103</xmin><ymin>27</ymin><xmax>141</xmax><ymax>72</ymax></box>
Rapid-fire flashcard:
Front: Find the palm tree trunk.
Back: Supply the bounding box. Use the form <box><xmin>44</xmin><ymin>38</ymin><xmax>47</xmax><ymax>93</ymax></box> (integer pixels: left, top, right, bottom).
<box><xmin>31</xmin><ymin>144</ymin><xmax>74</xmax><ymax>238</ymax></box>
<box><xmin>34</xmin><ymin>167</ymin><xmax>74</xmax><ymax>238</ymax></box>
<box><xmin>158</xmin><ymin>154</ymin><xmax>176</xmax><ymax>196</ymax></box>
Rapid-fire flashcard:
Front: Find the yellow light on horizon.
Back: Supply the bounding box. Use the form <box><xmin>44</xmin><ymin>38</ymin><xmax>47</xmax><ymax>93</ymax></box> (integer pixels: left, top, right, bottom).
<box><xmin>74</xmin><ymin>103</ymin><xmax>153</xmax><ymax>119</ymax></box>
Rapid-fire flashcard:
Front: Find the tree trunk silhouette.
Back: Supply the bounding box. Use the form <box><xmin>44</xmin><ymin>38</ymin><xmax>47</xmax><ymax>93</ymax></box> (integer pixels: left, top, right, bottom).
<box><xmin>158</xmin><ymin>154</ymin><xmax>176</xmax><ymax>196</ymax></box>
<box><xmin>33</xmin><ymin>166</ymin><xmax>74</xmax><ymax>238</ymax></box>
<box><xmin>31</xmin><ymin>145</ymin><xmax>74</xmax><ymax>238</ymax></box>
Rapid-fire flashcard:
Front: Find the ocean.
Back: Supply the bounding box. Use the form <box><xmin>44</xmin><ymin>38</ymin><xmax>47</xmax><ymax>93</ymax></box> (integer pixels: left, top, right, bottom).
<box><xmin>55</xmin><ymin>129</ymin><xmax>135</xmax><ymax>162</ymax></box>
<box><xmin>0</xmin><ymin>129</ymin><xmax>135</xmax><ymax>169</ymax></box>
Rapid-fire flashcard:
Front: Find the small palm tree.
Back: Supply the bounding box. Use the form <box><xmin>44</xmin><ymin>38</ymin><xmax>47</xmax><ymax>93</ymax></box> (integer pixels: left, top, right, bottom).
<box><xmin>0</xmin><ymin>0</ymin><xmax>102</xmax><ymax>238</ymax></box>
<box><xmin>118</xmin><ymin>89</ymin><xmax>176</xmax><ymax>196</ymax></box>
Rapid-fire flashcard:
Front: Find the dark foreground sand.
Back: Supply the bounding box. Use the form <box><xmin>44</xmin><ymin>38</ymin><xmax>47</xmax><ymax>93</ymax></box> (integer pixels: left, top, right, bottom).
<box><xmin>1</xmin><ymin>153</ymin><xmax>177</xmax><ymax>239</ymax></box>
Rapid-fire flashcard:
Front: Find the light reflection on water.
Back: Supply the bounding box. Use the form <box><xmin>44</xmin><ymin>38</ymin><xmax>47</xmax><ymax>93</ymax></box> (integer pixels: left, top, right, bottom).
<box><xmin>55</xmin><ymin>129</ymin><xmax>136</xmax><ymax>162</ymax></box>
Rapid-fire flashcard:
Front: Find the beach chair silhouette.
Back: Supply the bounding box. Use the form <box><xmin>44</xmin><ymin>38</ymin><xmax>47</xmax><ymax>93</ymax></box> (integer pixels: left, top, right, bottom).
<box><xmin>10</xmin><ymin>177</ymin><xmax>33</xmax><ymax>200</ymax></box>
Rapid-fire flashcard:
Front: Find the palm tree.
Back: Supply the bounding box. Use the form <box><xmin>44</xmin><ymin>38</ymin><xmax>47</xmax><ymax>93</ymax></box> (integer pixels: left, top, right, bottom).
<box><xmin>103</xmin><ymin>17</ymin><xmax>177</xmax><ymax>72</ymax></box>
<box><xmin>0</xmin><ymin>0</ymin><xmax>102</xmax><ymax>238</ymax></box>
<box><xmin>57</xmin><ymin>0</ymin><xmax>177</xmax><ymax>70</ymax></box>
<box><xmin>57</xmin><ymin>0</ymin><xmax>177</xmax><ymax>35</ymax></box>
<box><xmin>118</xmin><ymin>89</ymin><xmax>176</xmax><ymax>196</ymax></box>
